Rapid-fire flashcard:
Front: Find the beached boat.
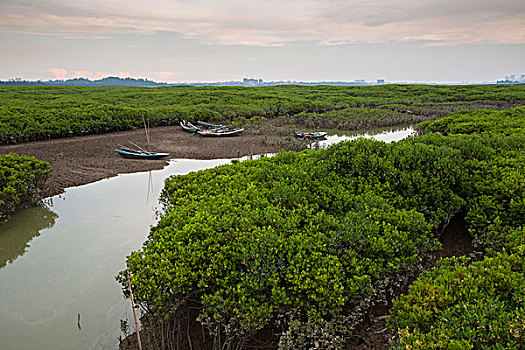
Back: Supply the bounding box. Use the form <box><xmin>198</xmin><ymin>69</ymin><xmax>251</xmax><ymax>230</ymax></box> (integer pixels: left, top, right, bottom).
<box><xmin>196</xmin><ymin>120</ymin><xmax>226</xmax><ymax>128</ymax></box>
<box><xmin>180</xmin><ymin>120</ymin><xmax>201</xmax><ymax>133</ymax></box>
<box><xmin>197</xmin><ymin>128</ymin><xmax>245</xmax><ymax>137</ymax></box>
<box><xmin>115</xmin><ymin>147</ymin><xmax>169</xmax><ymax>159</ymax></box>
<box><xmin>183</xmin><ymin>120</ymin><xmax>244</xmax><ymax>137</ymax></box>
<box><xmin>293</xmin><ymin>131</ymin><xmax>328</xmax><ymax>140</ymax></box>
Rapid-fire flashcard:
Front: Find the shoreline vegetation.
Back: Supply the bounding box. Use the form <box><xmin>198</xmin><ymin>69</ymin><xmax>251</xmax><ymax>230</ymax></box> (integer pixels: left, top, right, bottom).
<box><xmin>0</xmin><ymin>85</ymin><xmax>523</xmax><ymax>348</ymax></box>
<box><xmin>0</xmin><ymin>154</ymin><xmax>52</xmax><ymax>219</ymax></box>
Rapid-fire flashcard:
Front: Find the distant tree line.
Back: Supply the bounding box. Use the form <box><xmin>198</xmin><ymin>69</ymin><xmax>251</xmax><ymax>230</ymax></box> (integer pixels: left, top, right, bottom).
<box><xmin>0</xmin><ymin>77</ymin><xmax>166</xmax><ymax>87</ymax></box>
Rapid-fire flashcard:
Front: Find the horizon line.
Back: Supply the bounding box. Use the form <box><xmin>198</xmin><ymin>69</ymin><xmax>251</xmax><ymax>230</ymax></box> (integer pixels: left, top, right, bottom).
<box><xmin>1</xmin><ymin>76</ymin><xmax>517</xmax><ymax>85</ymax></box>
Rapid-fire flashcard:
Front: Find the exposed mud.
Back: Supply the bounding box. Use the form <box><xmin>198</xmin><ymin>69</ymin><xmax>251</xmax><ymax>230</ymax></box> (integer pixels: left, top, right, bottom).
<box><xmin>0</xmin><ymin>125</ymin><xmax>286</xmax><ymax>197</ymax></box>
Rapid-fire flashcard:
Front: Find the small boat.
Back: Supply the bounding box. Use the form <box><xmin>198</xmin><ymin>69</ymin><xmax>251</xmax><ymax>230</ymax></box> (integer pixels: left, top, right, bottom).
<box><xmin>196</xmin><ymin>120</ymin><xmax>226</xmax><ymax>128</ymax></box>
<box><xmin>293</xmin><ymin>131</ymin><xmax>328</xmax><ymax>140</ymax></box>
<box><xmin>115</xmin><ymin>147</ymin><xmax>169</xmax><ymax>159</ymax></box>
<box><xmin>180</xmin><ymin>120</ymin><xmax>202</xmax><ymax>133</ymax></box>
<box><xmin>197</xmin><ymin>128</ymin><xmax>245</xmax><ymax>137</ymax></box>
<box><xmin>182</xmin><ymin>120</ymin><xmax>244</xmax><ymax>137</ymax></box>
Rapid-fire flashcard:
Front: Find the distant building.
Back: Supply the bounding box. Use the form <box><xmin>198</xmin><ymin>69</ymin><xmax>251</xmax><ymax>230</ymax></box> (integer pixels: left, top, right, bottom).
<box><xmin>376</xmin><ymin>79</ymin><xmax>385</xmax><ymax>84</ymax></box>
<box><xmin>242</xmin><ymin>77</ymin><xmax>262</xmax><ymax>86</ymax></box>
<box><xmin>498</xmin><ymin>73</ymin><xmax>525</xmax><ymax>84</ymax></box>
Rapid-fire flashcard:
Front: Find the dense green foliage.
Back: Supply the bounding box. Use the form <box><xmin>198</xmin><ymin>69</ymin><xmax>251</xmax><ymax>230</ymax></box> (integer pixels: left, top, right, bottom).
<box><xmin>1</xmin><ymin>84</ymin><xmax>523</xmax><ymax>144</ymax></box>
<box><xmin>416</xmin><ymin>106</ymin><xmax>524</xmax><ymax>136</ymax></box>
<box><xmin>390</xmin><ymin>107</ymin><xmax>525</xmax><ymax>349</ymax></box>
<box><xmin>0</xmin><ymin>154</ymin><xmax>52</xmax><ymax>219</ymax></box>
<box><xmin>391</xmin><ymin>245</ymin><xmax>525</xmax><ymax>349</ymax></box>
<box><xmin>416</xmin><ymin>107</ymin><xmax>525</xmax><ymax>248</ymax></box>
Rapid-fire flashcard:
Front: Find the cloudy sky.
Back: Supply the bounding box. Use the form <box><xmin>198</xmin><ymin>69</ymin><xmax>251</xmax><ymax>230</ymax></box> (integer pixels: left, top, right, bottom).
<box><xmin>1</xmin><ymin>0</ymin><xmax>524</xmax><ymax>82</ymax></box>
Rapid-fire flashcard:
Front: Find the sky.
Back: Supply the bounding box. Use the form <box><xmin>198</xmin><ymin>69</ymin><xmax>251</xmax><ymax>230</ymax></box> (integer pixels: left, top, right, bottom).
<box><xmin>0</xmin><ymin>0</ymin><xmax>524</xmax><ymax>83</ymax></box>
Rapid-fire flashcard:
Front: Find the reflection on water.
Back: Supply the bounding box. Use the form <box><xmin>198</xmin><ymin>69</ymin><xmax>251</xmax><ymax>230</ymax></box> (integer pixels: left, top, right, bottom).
<box><xmin>0</xmin><ymin>203</ymin><xmax>58</xmax><ymax>268</ymax></box>
<box><xmin>309</xmin><ymin>125</ymin><xmax>415</xmax><ymax>149</ymax></box>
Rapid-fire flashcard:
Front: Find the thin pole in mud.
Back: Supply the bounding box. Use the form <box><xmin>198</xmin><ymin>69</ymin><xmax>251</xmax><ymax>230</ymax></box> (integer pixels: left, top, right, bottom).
<box><xmin>127</xmin><ymin>271</ymin><xmax>143</xmax><ymax>350</ymax></box>
<box><xmin>141</xmin><ymin>107</ymin><xmax>150</xmax><ymax>147</ymax></box>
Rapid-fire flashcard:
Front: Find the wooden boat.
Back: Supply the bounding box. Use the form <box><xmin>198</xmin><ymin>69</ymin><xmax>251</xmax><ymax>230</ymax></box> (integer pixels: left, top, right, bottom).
<box><xmin>183</xmin><ymin>120</ymin><xmax>244</xmax><ymax>137</ymax></box>
<box><xmin>115</xmin><ymin>147</ymin><xmax>169</xmax><ymax>159</ymax></box>
<box><xmin>196</xmin><ymin>120</ymin><xmax>225</xmax><ymax>128</ymax></box>
<box><xmin>293</xmin><ymin>131</ymin><xmax>328</xmax><ymax>140</ymax></box>
<box><xmin>180</xmin><ymin>120</ymin><xmax>201</xmax><ymax>133</ymax></box>
<box><xmin>197</xmin><ymin>128</ymin><xmax>245</xmax><ymax>137</ymax></box>
<box><xmin>116</xmin><ymin>112</ymin><xmax>168</xmax><ymax>159</ymax></box>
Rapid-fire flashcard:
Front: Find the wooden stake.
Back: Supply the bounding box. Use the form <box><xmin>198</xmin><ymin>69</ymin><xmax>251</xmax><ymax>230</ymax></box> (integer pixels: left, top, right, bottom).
<box><xmin>141</xmin><ymin>109</ymin><xmax>150</xmax><ymax>146</ymax></box>
<box><xmin>127</xmin><ymin>271</ymin><xmax>143</xmax><ymax>350</ymax></box>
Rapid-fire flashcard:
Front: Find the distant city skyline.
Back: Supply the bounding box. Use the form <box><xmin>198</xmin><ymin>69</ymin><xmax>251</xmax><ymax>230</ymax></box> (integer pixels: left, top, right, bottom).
<box><xmin>4</xmin><ymin>74</ymin><xmax>524</xmax><ymax>87</ymax></box>
<box><xmin>1</xmin><ymin>0</ymin><xmax>523</xmax><ymax>83</ymax></box>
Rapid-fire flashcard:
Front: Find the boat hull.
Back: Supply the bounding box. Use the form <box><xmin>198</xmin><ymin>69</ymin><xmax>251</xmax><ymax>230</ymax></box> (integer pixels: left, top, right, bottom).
<box><xmin>181</xmin><ymin>120</ymin><xmax>244</xmax><ymax>137</ymax></box>
<box><xmin>180</xmin><ymin>121</ymin><xmax>201</xmax><ymax>133</ymax></box>
<box><xmin>115</xmin><ymin>149</ymin><xmax>169</xmax><ymax>159</ymax></box>
<box><xmin>196</xmin><ymin>120</ymin><xmax>225</xmax><ymax>128</ymax></box>
<box><xmin>197</xmin><ymin>128</ymin><xmax>244</xmax><ymax>137</ymax></box>
<box><xmin>294</xmin><ymin>131</ymin><xmax>328</xmax><ymax>140</ymax></box>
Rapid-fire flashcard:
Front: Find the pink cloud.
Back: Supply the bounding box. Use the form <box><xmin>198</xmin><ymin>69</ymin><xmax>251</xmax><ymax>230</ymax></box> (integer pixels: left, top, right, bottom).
<box><xmin>39</xmin><ymin>69</ymin><xmax>136</xmax><ymax>81</ymax></box>
<box><xmin>45</xmin><ymin>67</ymin><xmax>69</xmax><ymax>80</ymax></box>
<box><xmin>152</xmin><ymin>71</ymin><xmax>177</xmax><ymax>81</ymax></box>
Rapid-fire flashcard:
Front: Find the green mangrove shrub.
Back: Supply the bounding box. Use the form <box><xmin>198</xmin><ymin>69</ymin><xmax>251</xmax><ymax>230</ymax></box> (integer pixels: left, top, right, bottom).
<box><xmin>390</xmin><ymin>239</ymin><xmax>525</xmax><ymax>349</ymax></box>
<box><xmin>0</xmin><ymin>153</ymin><xmax>52</xmax><ymax>219</ymax></box>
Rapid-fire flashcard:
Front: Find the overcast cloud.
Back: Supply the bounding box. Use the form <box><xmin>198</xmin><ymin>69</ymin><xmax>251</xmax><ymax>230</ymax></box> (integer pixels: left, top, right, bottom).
<box><xmin>0</xmin><ymin>0</ymin><xmax>523</xmax><ymax>81</ymax></box>
<box><xmin>2</xmin><ymin>0</ymin><xmax>524</xmax><ymax>45</ymax></box>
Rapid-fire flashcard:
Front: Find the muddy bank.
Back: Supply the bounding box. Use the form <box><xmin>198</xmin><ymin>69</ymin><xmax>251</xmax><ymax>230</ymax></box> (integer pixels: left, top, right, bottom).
<box><xmin>0</xmin><ymin>125</ymin><xmax>287</xmax><ymax>197</ymax></box>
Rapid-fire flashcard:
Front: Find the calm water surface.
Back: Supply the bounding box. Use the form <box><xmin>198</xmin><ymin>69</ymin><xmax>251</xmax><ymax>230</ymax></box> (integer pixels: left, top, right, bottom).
<box><xmin>0</xmin><ymin>126</ymin><xmax>413</xmax><ymax>349</ymax></box>
<box><xmin>316</xmin><ymin>125</ymin><xmax>415</xmax><ymax>148</ymax></box>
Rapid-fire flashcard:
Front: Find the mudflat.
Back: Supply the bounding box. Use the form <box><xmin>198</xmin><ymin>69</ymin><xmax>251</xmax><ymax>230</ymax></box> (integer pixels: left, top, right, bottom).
<box><xmin>0</xmin><ymin>126</ymin><xmax>284</xmax><ymax>196</ymax></box>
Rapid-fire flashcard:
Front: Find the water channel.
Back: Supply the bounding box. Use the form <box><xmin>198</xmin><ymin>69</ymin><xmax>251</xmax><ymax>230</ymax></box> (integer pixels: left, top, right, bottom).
<box><xmin>0</xmin><ymin>126</ymin><xmax>413</xmax><ymax>349</ymax></box>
